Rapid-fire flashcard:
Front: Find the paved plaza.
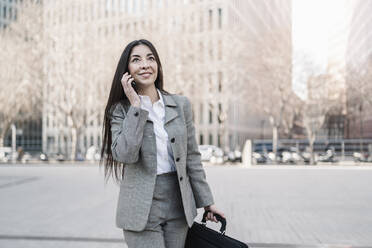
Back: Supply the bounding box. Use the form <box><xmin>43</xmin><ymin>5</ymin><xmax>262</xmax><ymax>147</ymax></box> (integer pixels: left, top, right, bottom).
<box><xmin>0</xmin><ymin>163</ymin><xmax>372</xmax><ymax>248</ymax></box>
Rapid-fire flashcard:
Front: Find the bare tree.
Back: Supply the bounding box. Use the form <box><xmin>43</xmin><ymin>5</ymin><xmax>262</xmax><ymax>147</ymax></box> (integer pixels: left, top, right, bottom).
<box><xmin>0</xmin><ymin>0</ymin><xmax>44</xmax><ymax>146</ymax></box>
<box><xmin>281</xmin><ymin>93</ymin><xmax>303</xmax><ymax>139</ymax></box>
<box><xmin>302</xmin><ymin>69</ymin><xmax>344</xmax><ymax>164</ymax></box>
<box><xmin>45</xmin><ymin>24</ymin><xmax>111</xmax><ymax>160</ymax></box>
<box><xmin>248</xmin><ymin>29</ymin><xmax>296</xmax><ymax>158</ymax></box>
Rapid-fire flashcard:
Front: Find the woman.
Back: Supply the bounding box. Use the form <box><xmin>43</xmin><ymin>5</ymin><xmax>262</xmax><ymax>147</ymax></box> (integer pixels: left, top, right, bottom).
<box><xmin>101</xmin><ymin>39</ymin><xmax>225</xmax><ymax>248</ymax></box>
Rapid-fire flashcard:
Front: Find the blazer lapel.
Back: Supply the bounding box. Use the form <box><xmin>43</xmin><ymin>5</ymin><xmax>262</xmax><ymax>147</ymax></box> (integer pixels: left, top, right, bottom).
<box><xmin>161</xmin><ymin>93</ymin><xmax>178</xmax><ymax>125</ymax></box>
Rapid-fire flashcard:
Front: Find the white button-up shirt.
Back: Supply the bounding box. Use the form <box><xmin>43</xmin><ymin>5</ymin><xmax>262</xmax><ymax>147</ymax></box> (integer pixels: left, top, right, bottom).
<box><xmin>139</xmin><ymin>90</ymin><xmax>176</xmax><ymax>175</ymax></box>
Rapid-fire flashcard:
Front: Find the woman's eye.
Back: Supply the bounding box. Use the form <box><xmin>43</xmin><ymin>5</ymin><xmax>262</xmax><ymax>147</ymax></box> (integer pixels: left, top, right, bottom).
<box><xmin>132</xmin><ymin>58</ymin><xmax>139</xmax><ymax>62</ymax></box>
<box><xmin>149</xmin><ymin>57</ymin><xmax>155</xmax><ymax>61</ymax></box>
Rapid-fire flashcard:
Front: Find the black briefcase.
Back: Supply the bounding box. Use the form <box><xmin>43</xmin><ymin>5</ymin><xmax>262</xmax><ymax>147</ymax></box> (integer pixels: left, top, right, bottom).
<box><xmin>185</xmin><ymin>211</ymin><xmax>248</xmax><ymax>248</ymax></box>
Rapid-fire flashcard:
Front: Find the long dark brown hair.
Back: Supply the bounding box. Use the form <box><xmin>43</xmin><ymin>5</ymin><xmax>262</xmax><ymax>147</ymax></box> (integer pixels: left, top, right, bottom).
<box><xmin>100</xmin><ymin>39</ymin><xmax>167</xmax><ymax>183</ymax></box>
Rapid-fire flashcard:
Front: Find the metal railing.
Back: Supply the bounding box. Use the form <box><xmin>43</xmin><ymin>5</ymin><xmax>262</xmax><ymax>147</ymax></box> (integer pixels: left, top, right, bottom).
<box><xmin>253</xmin><ymin>139</ymin><xmax>372</xmax><ymax>158</ymax></box>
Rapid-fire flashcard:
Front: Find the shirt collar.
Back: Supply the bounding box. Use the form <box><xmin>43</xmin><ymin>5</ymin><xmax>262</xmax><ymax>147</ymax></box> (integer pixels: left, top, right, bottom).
<box><xmin>157</xmin><ymin>89</ymin><xmax>165</xmax><ymax>107</ymax></box>
<box><xmin>139</xmin><ymin>89</ymin><xmax>164</xmax><ymax>108</ymax></box>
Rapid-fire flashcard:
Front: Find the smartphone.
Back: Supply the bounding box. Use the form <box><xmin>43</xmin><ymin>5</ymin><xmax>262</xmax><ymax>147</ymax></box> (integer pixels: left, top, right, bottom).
<box><xmin>125</xmin><ymin>71</ymin><xmax>138</xmax><ymax>93</ymax></box>
<box><xmin>131</xmin><ymin>81</ymin><xmax>138</xmax><ymax>93</ymax></box>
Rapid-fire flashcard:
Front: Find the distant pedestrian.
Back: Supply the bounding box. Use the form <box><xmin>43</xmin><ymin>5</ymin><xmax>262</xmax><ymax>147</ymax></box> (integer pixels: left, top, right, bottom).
<box><xmin>16</xmin><ymin>146</ymin><xmax>24</xmax><ymax>162</ymax></box>
<box><xmin>100</xmin><ymin>39</ymin><xmax>225</xmax><ymax>248</ymax></box>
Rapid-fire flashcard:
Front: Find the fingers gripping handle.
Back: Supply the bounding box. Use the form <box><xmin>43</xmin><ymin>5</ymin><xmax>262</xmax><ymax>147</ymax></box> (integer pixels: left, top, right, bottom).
<box><xmin>202</xmin><ymin>210</ymin><xmax>227</xmax><ymax>235</ymax></box>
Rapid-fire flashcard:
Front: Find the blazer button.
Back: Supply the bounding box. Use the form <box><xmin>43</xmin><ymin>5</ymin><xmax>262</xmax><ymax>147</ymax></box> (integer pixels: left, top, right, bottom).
<box><xmin>171</xmin><ymin>137</ymin><xmax>175</xmax><ymax>143</ymax></box>
<box><xmin>179</xmin><ymin>176</ymin><xmax>183</xmax><ymax>181</ymax></box>
<box><xmin>134</xmin><ymin>112</ymin><xmax>139</xmax><ymax>117</ymax></box>
<box><xmin>176</xmin><ymin>157</ymin><xmax>180</xmax><ymax>162</ymax></box>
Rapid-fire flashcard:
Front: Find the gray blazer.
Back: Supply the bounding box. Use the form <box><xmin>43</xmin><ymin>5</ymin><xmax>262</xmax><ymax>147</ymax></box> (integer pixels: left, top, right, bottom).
<box><xmin>110</xmin><ymin>92</ymin><xmax>214</xmax><ymax>231</ymax></box>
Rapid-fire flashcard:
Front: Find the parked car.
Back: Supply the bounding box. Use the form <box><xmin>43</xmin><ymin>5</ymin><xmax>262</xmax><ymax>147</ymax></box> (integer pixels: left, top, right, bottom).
<box><xmin>276</xmin><ymin>147</ymin><xmax>293</xmax><ymax>163</ymax></box>
<box><xmin>85</xmin><ymin>146</ymin><xmax>101</xmax><ymax>161</ymax></box>
<box><xmin>198</xmin><ymin>145</ymin><xmax>225</xmax><ymax>164</ymax></box>
<box><xmin>210</xmin><ymin>147</ymin><xmax>224</xmax><ymax>164</ymax></box>
<box><xmin>353</xmin><ymin>152</ymin><xmax>370</xmax><ymax>162</ymax></box>
<box><xmin>56</xmin><ymin>153</ymin><xmax>66</xmax><ymax>162</ymax></box>
<box><xmin>39</xmin><ymin>152</ymin><xmax>49</xmax><ymax>162</ymax></box>
<box><xmin>20</xmin><ymin>152</ymin><xmax>32</xmax><ymax>163</ymax></box>
<box><xmin>267</xmin><ymin>152</ymin><xmax>276</xmax><ymax>163</ymax></box>
<box><xmin>300</xmin><ymin>151</ymin><xmax>311</xmax><ymax>164</ymax></box>
<box><xmin>281</xmin><ymin>150</ymin><xmax>293</xmax><ymax>163</ymax></box>
<box><xmin>317</xmin><ymin>147</ymin><xmax>337</xmax><ymax>163</ymax></box>
<box><xmin>252</xmin><ymin>151</ymin><xmax>267</xmax><ymax>164</ymax></box>
<box><xmin>0</xmin><ymin>147</ymin><xmax>12</xmax><ymax>162</ymax></box>
<box><xmin>282</xmin><ymin>147</ymin><xmax>310</xmax><ymax>164</ymax></box>
<box><xmin>199</xmin><ymin>145</ymin><xmax>213</xmax><ymax>161</ymax></box>
<box><xmin>227</xmin><ymin>150</ymin><xmax>242</xmax><ymax>163</ymax></box>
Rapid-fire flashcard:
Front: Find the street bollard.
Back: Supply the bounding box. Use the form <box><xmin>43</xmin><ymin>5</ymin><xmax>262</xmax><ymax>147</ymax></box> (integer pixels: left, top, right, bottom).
<box><xmin>242</xmin><ymin>139</ymin><xmax>252</xmax><ymax>167</ymax></box>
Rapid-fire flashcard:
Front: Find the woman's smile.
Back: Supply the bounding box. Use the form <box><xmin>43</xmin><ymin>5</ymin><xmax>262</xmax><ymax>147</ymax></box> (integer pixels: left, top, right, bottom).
<box><xmin>128</xmin><ymin>44</ymin><xmax>158</xmax><ymax>86</ymax></box>
<box><xmin>139</xmin><ymin>72</ymin><xmax>152</xmax><ymax>78</ymax></box>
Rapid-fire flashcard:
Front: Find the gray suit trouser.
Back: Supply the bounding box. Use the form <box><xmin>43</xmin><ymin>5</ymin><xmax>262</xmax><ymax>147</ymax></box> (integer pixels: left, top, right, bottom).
<box><xmin>123</xmin><ymin>171</ymin><xmax>189</xmax><ymax>248</ymax></box>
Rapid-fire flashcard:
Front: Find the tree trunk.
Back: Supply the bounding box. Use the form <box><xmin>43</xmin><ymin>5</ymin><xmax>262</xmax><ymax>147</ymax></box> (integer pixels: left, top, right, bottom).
<box><xmin>359</xmin><ymin>105</ymin><xmax>363</xmax><ymax>153</ymax></box>
<box><xmin>218</xmin><ymin>119</ymin><xmax>225</xmax><ymax>148</ymax></box>
<box><xmin>0</xmin><ymin>129</ymin><xmax>6</xmax><ymax>147</ymax></box>
<box><xmin>70</xmin><ymin>127</ymin><xmax>77</xmax><ymax>161</ymax></box>
<box><xmin>272</xmin><ymin>125</ymin><xmax>278</xmax><ymax>162</ymax></box>
<box><xmin>219</xmin><ymin>127</ymin><xmax>225</xmax><ymax>149</ymax></box>
<box><xmin>309</xmin><ymin>133</ymin><xmax>316</xmax><ymax>165</ymax></box>
<box><xmin>0</xmin><ymin>121</ymin><xmax>11</xmax><ymax>147</ymax></box>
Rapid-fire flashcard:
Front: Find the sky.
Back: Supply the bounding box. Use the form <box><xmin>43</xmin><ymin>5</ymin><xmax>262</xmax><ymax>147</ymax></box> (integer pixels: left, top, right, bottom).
<box><xmin>292</xmin><ymin>0</ymin><xmax>352</xmax><ymax>100</ymax></box>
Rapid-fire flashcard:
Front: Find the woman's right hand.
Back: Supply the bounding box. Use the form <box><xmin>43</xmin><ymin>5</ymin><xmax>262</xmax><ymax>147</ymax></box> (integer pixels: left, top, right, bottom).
<box><xmin>121</xmin><ymin>72</ymin><xmax>140</xmax><ymax>107</ymax></box>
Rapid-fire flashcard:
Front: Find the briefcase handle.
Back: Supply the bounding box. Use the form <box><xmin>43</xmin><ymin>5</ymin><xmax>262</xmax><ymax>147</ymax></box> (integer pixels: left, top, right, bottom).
<box><xmin>201</xmin><ymin>210</ymin><xmax>227</xmax><ymax>235</ymax></box>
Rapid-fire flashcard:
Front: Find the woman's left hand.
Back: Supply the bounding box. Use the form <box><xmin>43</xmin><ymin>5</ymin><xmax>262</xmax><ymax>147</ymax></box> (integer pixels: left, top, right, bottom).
<box><xmin>204</xmin><ymin>205</ymin><xmax>225</xmax><ymax>223</ymax></box>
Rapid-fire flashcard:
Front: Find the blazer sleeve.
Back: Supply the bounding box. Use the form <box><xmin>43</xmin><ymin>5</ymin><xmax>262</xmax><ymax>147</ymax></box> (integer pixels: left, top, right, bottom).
<box><xmin>110</xmin><ymin>103</ymin><xmax>149</xmax><ymax>164</ymax></box>
<box><xmin>183</xmin><ymin>97</ymin><xmax>215</xmax><ymax>208</ymax></box>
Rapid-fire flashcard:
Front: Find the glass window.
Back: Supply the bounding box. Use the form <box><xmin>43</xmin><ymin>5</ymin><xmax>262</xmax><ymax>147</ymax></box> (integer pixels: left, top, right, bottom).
<box><xmin>133</xmin><ymin>0</ymin><xmax>138</xmax><ymax>13</ymax></box>
<box><xmin>218</xmin><ymin>8</ymin><xmax>222</xmax><ymax>29</ymax></box>
<box><xmin>125</xmin><ymin>0</ymin><xmax>129</xmax><ymax>13</ymax></box>
<box><xmin>111</xmin><ymin>0</ymin><xmax>116</xmax><ymax>12</ymax></box>
<box><xmin>98</xmin><ymin>135</ymin><xmax>101</xmax><ymax>149</ymax></box>
<box><xmin>218</xmin><ymin>71</ymin><xmax>222</xmax><ymax>92</ymax></box>
<box><xmin>140</xmin><ymin>0</ymin><xmax>145</xmax><ymax>12</ymax></box>
<box><xmin>208</xmin><ymin>9</ymin><xmax>212</xmax><ymax>30</ymax></box>
<box><xmin>157</xmin><ymin>0</ymin><xmax>162</xmax><ymax>8</ymax></box>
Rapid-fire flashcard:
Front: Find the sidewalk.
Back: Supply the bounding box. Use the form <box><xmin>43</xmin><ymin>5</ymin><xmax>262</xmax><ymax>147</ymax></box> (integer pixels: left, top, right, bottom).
<box><xmin>1</xmin><ymin>164</ymin><xmax>372</xmax><ymax>247</ymax></box>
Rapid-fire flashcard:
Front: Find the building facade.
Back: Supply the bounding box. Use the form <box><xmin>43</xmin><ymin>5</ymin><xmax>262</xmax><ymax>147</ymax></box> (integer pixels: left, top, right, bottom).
<box><xmin>345</xmin><ymin>0</ymin><xmax>372</xmax><ymax>139</ymax></box>
<box><xmin>0</xmin><ymin>0</ymin><xmax>20</xmax><ymax>29</ymax></box>
<box><xmin>3</xmin><ymin>0</ymin><xmax>292</xmax><ymax>157</ymax></box>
